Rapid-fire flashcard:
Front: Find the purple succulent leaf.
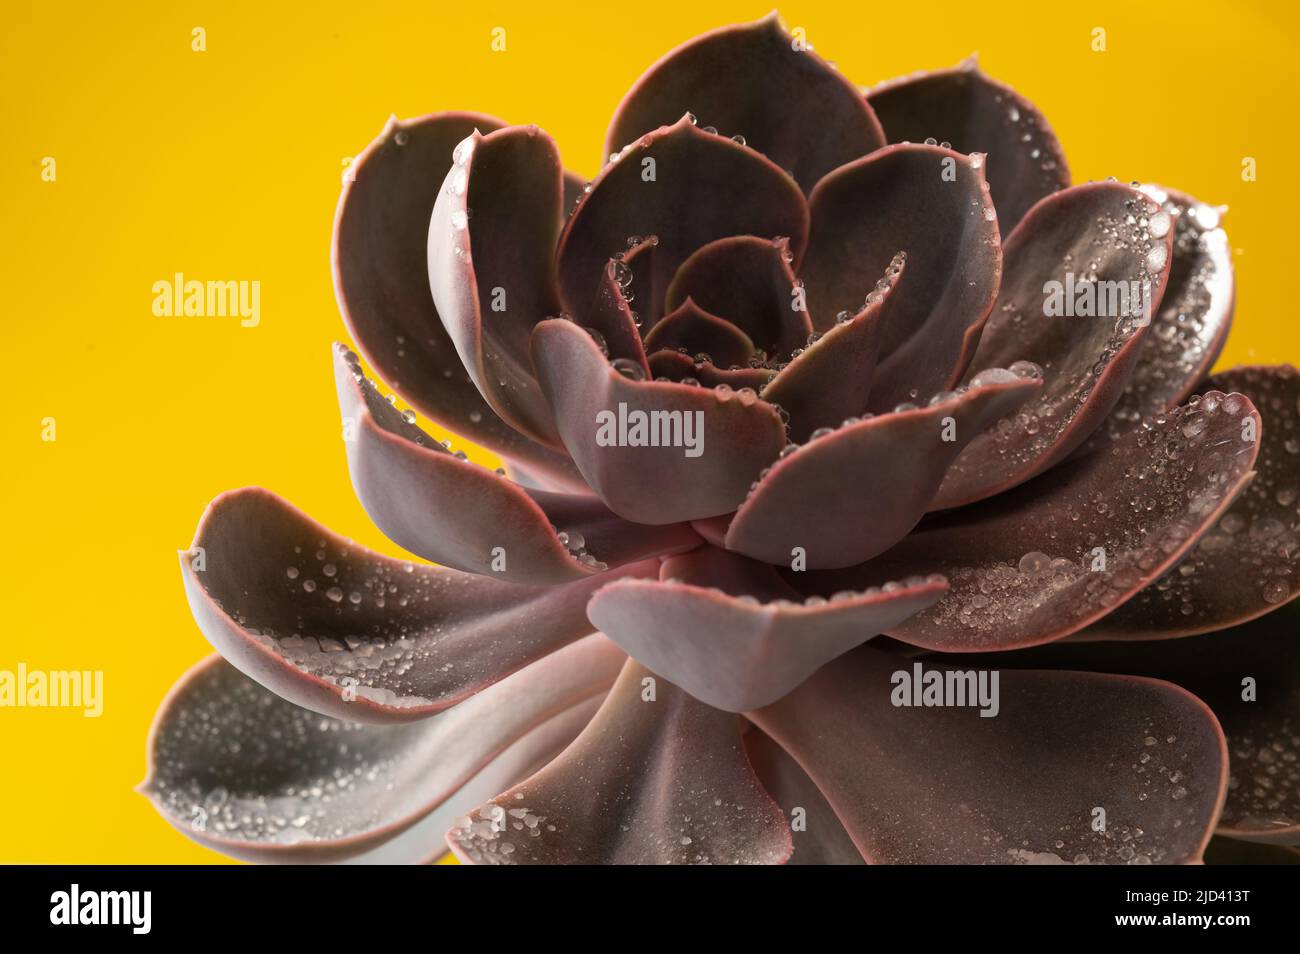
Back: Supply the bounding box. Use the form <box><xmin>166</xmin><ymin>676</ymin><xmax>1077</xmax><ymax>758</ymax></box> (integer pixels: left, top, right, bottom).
<box><xmin>760</xmin><ymin>253</ymin><xmax>902</xmax><ymax>442</ymax></box>
<box><xmin>339</xmin><ymin>693</ymin><xmax>599</xmax><ymax>864</ymax></box>
<box><xmin>561</xmin><ymin>169</ymin><xmax>587</xmax><ymax>212</ymax></box>
<box><xmin>334</xmin><ymin>345</ymin><xmax>699</xmax><ymax>584</ymax></box>
<box><xmin>612</xmin><ymin>234</ymin><xmax>664</xmax><ymax>330</ymax></box>
<box><xmin>960</xmin><ymin>600</ymin><xmax>1300</xmax><ymax>846</ymax></box>
<box><xmin>690</xmin><ymin>512</ymin><xmax>734</xmax><ymax>548</ymax></box>
<box><xmin>750</xmin><ymin>644</ymin><xmax>1227</xmax><ymax>863</ymax></box>
<box><xmin>866</xmin><ymin>56</ymin><xmax>1070</xmax><ymax>233</ymax></box>
<box><xmin>796</xmin><ymin>391</ymin><xmax>1261</xmax><ymax>652</ymax></box>
<box><xmin>160</xmin><ymin>17</ymin><xmax>1300</xmax><ymax>868</ymax></box>
<box><xmin>604</xmin><ymin>13</ymin><xmax>886</xmax><ymax>193</ymax></box>
<box><xmin>664</xmin><ymin>235</ymin><xmax>812</xmax><ymax>356</ymax></box>
<box><xmin>428</xmin><ymin>124</ymin><xmax>570</xmax><ymax>445</ymax></box>
<box><xmin>531</xmin><ymin>318</ymin><xmax>788</xmax><ymax>524</ymax></box>
<box><xmin>724</xmin><ymin>373</ymin><xmax>1042</xmax><ymax>568</ymax></box>
<box><xmin>501</xmin><ymin>458</ymin><xmax>588</xmax><ymax>494</ymax></box>
<box><xmin>583</xmin><ymin>251</ymin><xmax>652</xmax><ymax>375</ymax></box>
<box><xmin>1075</xmin><ymin>367</ymin><xmax>1299</xmax><ymax>640</ymax></box>
<box><xmin>642</xmin><ymin>297</ymin><xmax>757</xmax><ymax>368</ymax></box>
<box><xmin>178</xmin><ymin>487</ymin><xmax>659</xmax><ymax>722</ymax></box>
<box><xmin>1203</xmin><ymin>839</ymin><xmax>1300</xmax><ymax>864</ymax></box>
<box><xmin>445</xmin><ymin>658</ymin><xmax>791</xmax><ymax>864</ymax></box>
<box><xmin>646</xmin><ymin>349</ymin><xmax>777</xmax><ymax>390</ymax></box>
<box><xmin>744</xmin><ymin>728</ymin><xmax>865</xmax><ymax>864</ymax></box>
<box><xmin>801</xmin><ymin>144</ymin><xmax>1002</xmax><ymax>411</ymax></box>
<box><xmin>587</xmin><ymin>546</ymin><xmax>947</xmax><ymax>712</ymax></box>
<box><xmin>932</xmin><ymin>182</ymin><xmax>1175</xmax><ymax>510</ymax></box>
<box><xmin>139</xmin><ymin>637</ymin><xmax>623</xmax><ymax>863</ymax></box>
<box><xmin>333</xmin><ymin>112</ymin><xmax>584</xmax><ymax>490</ymax></box>
<box><xmin>1083</xmin><ymin>186</ymin><xmax>1235</xmax><ymax>450</ymax></box>
<box><xmin>557</xmin><ymin>116</ymin><xmax>809</xmax><ymax>328</ymax></box>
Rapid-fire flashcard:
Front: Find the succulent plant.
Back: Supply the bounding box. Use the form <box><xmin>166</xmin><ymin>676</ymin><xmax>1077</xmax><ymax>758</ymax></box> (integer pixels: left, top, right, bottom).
<box><xmin>143</xmin><ymin>14</ymin><xmax>1300</xmax><ymax>865</ymax></box>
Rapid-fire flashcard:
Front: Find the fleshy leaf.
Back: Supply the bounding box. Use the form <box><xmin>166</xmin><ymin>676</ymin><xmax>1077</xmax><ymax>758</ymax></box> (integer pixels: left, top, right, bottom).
<box><xmin>646</xmin><ymin>349</ymin><xmax>777</xmax><ymax>390</ymax></box>
<box><xmin>751</xmin><ymin>644</ymin><xmax>1227</xmax><ymax>863</ymax></box>
<box><xmin>642</xmin><ymin>297</ymin><xmax>757</xmax><ymax>368</ymax></box>
<box><xmin>1087</xmin><ymin>186</ymin><xmax>1235</xmax><ymax>447</ymax></box>
<box><xmin>760</xmin><ymin>253</ymin><xmax>902</xmax><ymax>442</ymax></box>
<box><xmin>867</xmin><ymin>57</ymin><xmax>1070</xmax><ymax>232</ymax></box>
<box><xmin>966</xmin><ymin>602</ymin><xmax>1300</xmax><ymax>845</ymax></box>
<box><xmin>1079</xmin><ymin>368</ymin><xmax>1299</xmax><ymax>639</ymax></box>
<box><xmin>531</xmin><ymin>318</ymin><xmax>788</xmax><ymax>524</ymax></box>
<box><xmin>558</xmin><ymin>116</ymin><xmax>809</xmax><ymax>327</ymax></box>
<box><xmin>446</xmin><ymin>659</ymin><xmax>791</xmax><ymax>864</ymax></box>
<box><xmin>798</xmin><ymin>392</ymin><xmax>1261</xmax><ymax>651</ymax></box>
<box><xmin>1203</xmin><ymin>839</ymin><xmax>1300</xmax><ymax>864</ymax></box>
<box><xmin>932</xmin><ymin>182</ymin><xmax>1174</xmax><ymax>509</ymax></box>
<box><xmin>585</xmin><ymin>252</ymin><xmax>652</xmax><ymax>374</ymax></box>
<box><xmin>744</xmin><ymin>728</ymin><xmax>865</xmax><ymax>864</ymax></box>
<box><xmin>332</xmin><ymin>112</ymin><xmax>581</xmax><ymax>487</ymax></box>
<box><xmin>725</xmin><ymin>371</ymin><xmax>1042</xmax><ymax>568</ymax></box>
<box><xmin>587</xmin><ymin>546</ymin><xmax>947</xmax><ymax>711</ymax></box>
<box><xmin>179</xmin><ymin>487</ymin><xmax>657</xmax><ymax>722</ymax></box>
<box><xmin>613</xmin><ymin>234</ymin><xmax>663</xmax><ymax>331</ymax></box>
<box><xmin>335</xmin><ymin>344</ymin><xmax>698</xmax><ymax>584</ymax></box>
<box><xmin>140</xmin><ymin>637</ymin><xmax>621</xmax><ymax>862</ymax></box>
<box><xmin>604</xmin><ymin>13</ymin><xmax>885</xmax><ymax>193</ymax></box>
<box><xmin>339</xmin><ymin>695</ymin><xmax>599</xmax><ymax>864</ymax></box>
<box><xmin>664</xmin><ymin>235</ymin><xmax>811</xmax><ymax>356</ymax></box>
<box><xmin>800</xmin><ymin>144</ymin><xmax>1001</xmax><ymax>411</ymax></box>
<box><xmin>428</xmin><ymin>125</ymin><xmax>565</xmax><ymax>445</ymax></box>
<box><xmin>562</xmin><ymin>169</ymin><xmax>586</xmax><ymax>212</ymax></box>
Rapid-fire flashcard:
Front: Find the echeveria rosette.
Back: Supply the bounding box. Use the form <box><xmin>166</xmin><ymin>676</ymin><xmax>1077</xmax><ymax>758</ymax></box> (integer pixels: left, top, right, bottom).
<box><xmin>144</xmin><ymin>14</ymin><xmax>1299</xmax><ymax>866</ymax></box>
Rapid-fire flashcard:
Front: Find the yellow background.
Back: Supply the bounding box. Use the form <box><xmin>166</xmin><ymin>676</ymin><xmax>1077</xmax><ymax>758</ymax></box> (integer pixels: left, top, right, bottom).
<box><xmin>1</xmin><ymin>0</ymin><xmax>1294</xmax><ymax>863</ymax></box>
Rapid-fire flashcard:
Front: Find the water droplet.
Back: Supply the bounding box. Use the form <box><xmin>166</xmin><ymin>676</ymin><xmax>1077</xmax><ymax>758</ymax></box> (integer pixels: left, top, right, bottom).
<box><xmin>1018</xmin><ymin>551</ymin><xmax>1052</xmax><ymax>574</ymax></box>
<box><xmin>1262</xmin><ymin>580</ymin><xmax>1289</xmax><ymax>604</ymax></box>
<box><xmin>583</xmin><ymin>327</ymin><xmax>609</xmax><ymax>356</ymax></box>
<box><xmin>1146</xmin><ymin>244</ymin><xmax>1168</xmax><ymax>272</ymax></box>
<box><xmin>448</xmin><ymin>167</ymin><xmax>468</xmax><ymax>197</ymax></box>
<box><xmin>611</xmin><ymin>357</ymin><xmax>645</xmax><ymax>381</ymax></box>
<box><xmin>1008</xmin><ymin>360</ymin><xmax>1044</xmax><ymax>380</ymax></box>
<box><xmin>970</xmin><ymin>367</ymin><xmax>1017</xmax><ymax>387</ymax></box>
<box><xmin>452</xmin><ymin>136</ymin><xmax>475</xmax><ymax>165</ymax></box>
